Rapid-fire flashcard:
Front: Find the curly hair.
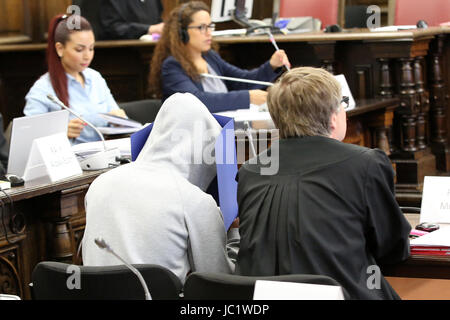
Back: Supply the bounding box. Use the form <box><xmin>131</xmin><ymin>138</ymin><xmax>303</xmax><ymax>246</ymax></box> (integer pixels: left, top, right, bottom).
<box><xmin>148</xmin><ymin>1</ymin><xmax>218</xmax><ymax>98</ymax></box>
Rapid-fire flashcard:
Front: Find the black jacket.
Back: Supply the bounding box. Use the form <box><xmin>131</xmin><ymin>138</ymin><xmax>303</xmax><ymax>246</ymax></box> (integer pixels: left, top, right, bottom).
<box><xmin>100</xmin><ymin>0</ymin><xmax>163</xmax><ymax>39</ymax></box>
<box><xmin>235</xmin><ymin>136</ymin><xmax>411</xmax><ymax>300</ymax></box>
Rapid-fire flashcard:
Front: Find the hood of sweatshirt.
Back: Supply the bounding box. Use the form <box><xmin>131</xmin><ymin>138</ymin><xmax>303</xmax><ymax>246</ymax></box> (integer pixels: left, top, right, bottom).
<box><xmin>135</xmin><ymin>93</ymin><xmax>222</xmax><ymax>191</ymax></box>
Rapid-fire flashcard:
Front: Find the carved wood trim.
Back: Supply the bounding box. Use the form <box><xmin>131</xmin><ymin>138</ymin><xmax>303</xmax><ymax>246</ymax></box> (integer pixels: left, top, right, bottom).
<box><xmin>0</xmin><ymin>249</ymin><xmax>22</xmax><ymax>297</ymax></box>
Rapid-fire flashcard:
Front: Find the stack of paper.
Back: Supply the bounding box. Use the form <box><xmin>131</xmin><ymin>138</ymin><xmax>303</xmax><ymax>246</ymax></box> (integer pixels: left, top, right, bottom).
<box><xmin>410</xmin><ymin>226</ymin><xmax>450</xmax><ymax>256</ymax></box>
<box><xmin>253</xmin><ymin>280</ymin><xmax>345</xmax><ymax>300</ymax></box>
<box><xmin>370</xmin><ymin>26</ymin><xmax>416</xmax><ymax>32</ymax></box>
<box><xmin>98</xmin><ymin>114</ymin><xmax>143</xmax><ymax>135</ymax></box>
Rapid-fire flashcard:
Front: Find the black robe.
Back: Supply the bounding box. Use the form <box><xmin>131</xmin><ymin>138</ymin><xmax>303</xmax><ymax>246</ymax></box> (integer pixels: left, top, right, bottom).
<box><xmin>235</xmin><ymin>136</ymin><xmax>411</xmax><ymax>300</ymax></box>
<box><xmin>100</xmin><ymin>0</ymin><xmax>163</xmax><ymax>40</ymax></box>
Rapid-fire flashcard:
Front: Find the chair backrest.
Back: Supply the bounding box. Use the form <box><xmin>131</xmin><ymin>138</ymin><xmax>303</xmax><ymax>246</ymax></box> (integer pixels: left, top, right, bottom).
<box><xmin>279</xmin><ymin>0</ymin><xmax>339</xmax><ymax>27</ymax></box>
<box><xmin>393</xmin><ymin>0</ymin><xmax>450</xmax><ymax>26</ymax></box>
<box><xmin>31</xmin><ymin>261</ymin><xmax>182</xmax><ymax>300</ymax></box>
<box><xmin>72</xmin><ymin>0</ymin><xmax>105</xmax><ymax>40</ymax></box>
<box><xmin>119</xmin><ymin>99</ymin><xmax>162</xmax><ymax>125</ymax></box>
<box><xmin>183</xmin><ymin>272</ymin><xmax>349</xmax><ymax>300</ymax></box>
<box><xmin>345</xmin><ymin>5</ymin><xmax>370</xmax><ymax>28</ymax></box>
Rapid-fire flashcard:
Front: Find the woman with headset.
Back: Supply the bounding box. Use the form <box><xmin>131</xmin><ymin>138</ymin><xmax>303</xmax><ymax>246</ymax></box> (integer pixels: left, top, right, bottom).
<box><xmin>149</xmin><ymin>1</ymin><xmax>291</xmax><ymax>113</ymax></box>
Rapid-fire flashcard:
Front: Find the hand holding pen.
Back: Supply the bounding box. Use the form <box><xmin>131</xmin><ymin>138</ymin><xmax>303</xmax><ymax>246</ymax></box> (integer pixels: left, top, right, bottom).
<box><xmin>267</xmin><ymin>31</ymin><xmax>291</xmax><ymax>71</ymax></box>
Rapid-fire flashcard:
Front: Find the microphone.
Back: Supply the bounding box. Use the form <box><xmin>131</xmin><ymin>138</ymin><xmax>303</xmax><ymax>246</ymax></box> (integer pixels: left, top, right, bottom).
<box><xmin>94</xmin><ymin>238</ymin><xmax>152</xmax><ymax>300</ymax></box>
<box><xmin>244</xmin><ymin>121</ymin><xmax>257</xmax><ymax>159</ymax></box>
<box><xmin>47</xmin><ymin>94</ymin><xmax>107</xmax><ymax>150</ymax></box>
<box><xmin>200</xmin><ymin>73</ymin><xmax>274</xmax><ymax>87</ymax></box>
<box><xmin>46</xmin><ymin>94</ymin><xmax>120</xmax><ymax>170</ymax></box>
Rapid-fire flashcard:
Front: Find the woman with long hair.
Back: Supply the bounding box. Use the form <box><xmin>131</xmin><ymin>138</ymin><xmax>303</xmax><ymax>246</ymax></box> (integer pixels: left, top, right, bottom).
<box><xmin>24</xmin><ymin>14</ymin><xmax>126</xmax><ymax>144</ymax></box>
<box><xmin>149</xmin><ymin>1</ymin><xmax>291</xmax><ymax>113</ymax></box>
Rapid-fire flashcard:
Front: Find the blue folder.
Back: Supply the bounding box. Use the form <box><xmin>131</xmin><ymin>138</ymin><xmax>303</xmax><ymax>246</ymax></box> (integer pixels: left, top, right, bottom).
<box><xmin>130</xmin><ymin>114</ymin><xmax>238</xmax><ymax>230</ymax></box>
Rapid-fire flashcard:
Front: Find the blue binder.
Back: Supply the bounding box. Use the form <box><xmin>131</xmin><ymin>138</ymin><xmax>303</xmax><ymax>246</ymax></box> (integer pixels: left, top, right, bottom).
<box><xmin>130</xmin><ymin>114</ymin><xmax>238</xmax><ymax>230</ymax></box>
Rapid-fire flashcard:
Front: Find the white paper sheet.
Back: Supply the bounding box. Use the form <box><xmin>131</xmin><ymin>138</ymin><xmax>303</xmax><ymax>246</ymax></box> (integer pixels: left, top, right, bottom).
<box><xmin>253</xmin><ymin>280</ymin><xmax>345</xmax><ymax>300</ymax></box>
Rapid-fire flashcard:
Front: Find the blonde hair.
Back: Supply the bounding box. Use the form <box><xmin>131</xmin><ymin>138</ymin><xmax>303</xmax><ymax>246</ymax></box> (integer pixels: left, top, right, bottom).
<box><xmin>267</xmin><ymin>67</ymin><xmax>341</xmax><ymax>139</ymax></box>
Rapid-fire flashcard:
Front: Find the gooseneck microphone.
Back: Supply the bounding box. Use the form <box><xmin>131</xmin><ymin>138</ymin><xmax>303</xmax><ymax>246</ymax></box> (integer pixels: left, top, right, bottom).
<box><xmin>200</xmin><ymin>73</ymin><xmax>274</xmax><ymax>87</ymax></box>
<box><xmin>47</xmin><ymin>94</ymin><xmax>120</xmax><ymax>170</ymax></box>
<box><xmin>47</xmin><ymin>94</ymin><xmax>107</xmax><ymax>150</ymax></box>
<box><xmin>244</xmin><ymin>121</ymin><xmax>257</xmax><ymax>159</ymax></box>
<box><xmin>94</xmin><ymin>238</ymin><xmax>152</xmax><ymax>300</ymax></box>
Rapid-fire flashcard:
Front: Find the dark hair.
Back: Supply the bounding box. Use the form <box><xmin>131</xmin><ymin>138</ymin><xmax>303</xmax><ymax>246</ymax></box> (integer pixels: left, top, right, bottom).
<box><xmin>149</xmin><ymin>1</ymin><xmax>217</xmax><ymax>97</ymax></box>
<box><xmin>46</xmin><ymin>14</ymin><xmax>93</xmax><ymax>107</ymax></box>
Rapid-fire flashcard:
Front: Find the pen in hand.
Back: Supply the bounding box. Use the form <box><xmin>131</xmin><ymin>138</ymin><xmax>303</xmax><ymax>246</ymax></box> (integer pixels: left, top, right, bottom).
<box><xmin>267</xmin><ymin>31</ymin><xmax>291</xmax><ymax>71</ymax></box>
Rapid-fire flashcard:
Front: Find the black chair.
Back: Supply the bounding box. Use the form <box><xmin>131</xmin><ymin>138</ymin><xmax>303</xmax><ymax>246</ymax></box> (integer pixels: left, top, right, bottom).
<box><xmin>30</xmin><ymin>261</ymin><xmax>182</xmax><ymax>300</ymax></box>
<box><xmin>72</xmin><ymin>0</ymin><xmax>105</xmax><ymax>40</ymax></box>
<box><xmin>345</xmin><ymin>5</ymin><xmax>370</xmax><ymax>28</ymax></box>
<box><xmin>183</xmin><ymin>272</ymin><xmax>349</xmax><ymax>300</ymax></box>
<box><xmin>119</xmin><ymin>99</ymin><xmax>162</xmax><ymax>125</ymax></box>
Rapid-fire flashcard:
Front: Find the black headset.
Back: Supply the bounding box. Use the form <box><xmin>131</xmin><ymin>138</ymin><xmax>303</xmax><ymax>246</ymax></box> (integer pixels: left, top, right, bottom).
<box><xmin>178</xmin><ymin>3</ymin><xmax>190</xmax><ymax>44</ymax></box>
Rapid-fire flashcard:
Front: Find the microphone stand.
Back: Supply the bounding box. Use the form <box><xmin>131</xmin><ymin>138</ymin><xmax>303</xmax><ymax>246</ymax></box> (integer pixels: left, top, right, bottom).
<box><xmin>47</xmin><ymin>94</ymin><xmax>120</xmax><ymax>170</ymax></box>
<box><xmin>47</xmin><ymin>94</ymin><xmax>107</xmax><ymax>150</ymax></box>
<box><xmin>200</xmin><ymin>73</ymin><xmax>273</xmax><ymax>87</ymax></box>
<box><xmin>95</xmin><ymin>238</ymin><xmax>152</xmax><ymax>300</ymax></box>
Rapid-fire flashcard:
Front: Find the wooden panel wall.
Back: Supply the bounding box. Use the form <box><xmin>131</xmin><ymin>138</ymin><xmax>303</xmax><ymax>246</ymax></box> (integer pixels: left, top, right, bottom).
<box><xmin>0</xmin><ymin>0</ymin><xmax>287</xmax><ymax>44</ymax></box>
<box><xmin>0</xmin><ymin>0</ymin><xmax>31</xmax><ymax>44</ymax></box>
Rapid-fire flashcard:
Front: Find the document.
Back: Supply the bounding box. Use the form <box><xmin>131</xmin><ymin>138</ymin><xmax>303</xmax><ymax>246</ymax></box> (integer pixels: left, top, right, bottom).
<box><xmin>370</xmin><ymin>26</ymin><xmax>416</xmax><ymax>32</ymax></box>
<box><xmin>410</xmin><ymin>226</ymin><xmax>450</xmax><ymax>255</ymax></box>
<box><xmin>253</xmin><ymin>280</ymin><xmax>345</xmax><ymax>300</ymax></box>
<box><xmin>215</xmin><ymin>104</ymin><xmax>275</xmax><ymax>130</ymax></box>
<box><xmin>97</xmin><ymin>126</ymin><xmax>142</xmax><ymax>135</ymax></box>
<box><xmin>99</xmin><ymin>113</ymin><xmax>143</xmax><ymax>128</ymax></box>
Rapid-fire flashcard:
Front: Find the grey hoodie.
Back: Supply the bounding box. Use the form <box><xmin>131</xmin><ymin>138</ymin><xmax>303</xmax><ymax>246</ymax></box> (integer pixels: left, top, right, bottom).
<box><xmin>82</xmin><ymin>93</ymin><xmax>239</xmax><ymax>283</ymax></box>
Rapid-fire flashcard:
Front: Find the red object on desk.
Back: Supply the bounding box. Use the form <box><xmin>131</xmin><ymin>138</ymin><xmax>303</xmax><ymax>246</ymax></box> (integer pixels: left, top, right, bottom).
<box><xmin>411</xmin><ymin>246</ymin><xmax>450</xmax><ymax>256</ymax></box>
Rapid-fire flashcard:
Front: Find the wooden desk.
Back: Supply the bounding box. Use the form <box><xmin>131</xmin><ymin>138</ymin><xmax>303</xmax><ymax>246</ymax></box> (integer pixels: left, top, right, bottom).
<box><xmin>1</xmin><ymin>28</ymin><xmax>450</xmax><ymax>299</ymax></box>
<box><xmin>0</xmin><ymin>99</ymin><xmax>446</xmax><ymax>300</ymax></box>
<box><xmin>234</xmin><ymin>98</ymin><xmax>399</xmax><ymax>162</ymax></box>
<box><xmin>1</xmin><ymin>29</ymin><xmax>448</xmax><ymax>195</ymax></box>
<box><xmin>0</xmin><ymin>170</ymin><xmax>105</xmax><ymax>299</ymax></box>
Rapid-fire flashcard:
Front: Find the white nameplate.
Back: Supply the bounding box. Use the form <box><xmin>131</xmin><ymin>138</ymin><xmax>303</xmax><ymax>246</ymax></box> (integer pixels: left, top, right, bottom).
<box><xmin>23</xmin><ymin>133</ymin><xmax>82</xmax><ymax>183</ymax></box>
<box><xmin>420</xmin><ymin>176</ymin><xmax>450</xmax><ymax>224</ymax></box>
<box><xmin>334</xmin><ymin>74</ymin><xmax>356</xmax><ymax>111</ymax></box>
<box><xmin>253</xmin><ymin>280</ymin><xmax>345</xmax><ymax>300</ymax></box>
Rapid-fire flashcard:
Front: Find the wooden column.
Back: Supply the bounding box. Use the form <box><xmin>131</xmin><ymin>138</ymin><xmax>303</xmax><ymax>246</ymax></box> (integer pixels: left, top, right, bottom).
<box><xmin>428</xmin><ymin>35</ymin><xmax>450</xmax><ymax>172</ymax></box>
<box><xmin>398</xmin><ymin>58</ymin><xmax>418</xmax><ymax>152</ymax></box>
<box><xmin>413</xmin><ymin>56</ymin><xmax>429</xmax><ymax>151</ymax></box>
<box><xmin>390</xmin><ymin>54</ymin><xmax>436</xmax><ymax>191</ymax></box>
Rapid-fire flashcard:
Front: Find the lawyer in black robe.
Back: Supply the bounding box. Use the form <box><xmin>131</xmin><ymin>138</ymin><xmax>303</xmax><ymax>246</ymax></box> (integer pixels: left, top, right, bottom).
<box><xmin>235</xmin><ymin>67</ymin><xmax>411</xmax><ymax>300</ymax></box>
<box><xmin>100</xmin><ymin>0</ymin><xmax>163</xmax><ymax>40</ymax></box>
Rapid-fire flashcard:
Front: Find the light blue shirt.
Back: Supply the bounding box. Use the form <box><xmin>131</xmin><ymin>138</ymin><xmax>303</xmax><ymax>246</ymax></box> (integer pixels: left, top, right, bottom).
<box><xmin>24</xmin><ymin>68</ymin><xmax>120</xmax><ymax>144</ymax></box>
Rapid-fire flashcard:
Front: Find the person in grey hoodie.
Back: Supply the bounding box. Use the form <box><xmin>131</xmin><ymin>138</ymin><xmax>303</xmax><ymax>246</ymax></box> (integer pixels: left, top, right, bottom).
<box><xmin>82</xmin><ymin>93</ymin><xmax>239</xmax><ymax>283</ymax></box>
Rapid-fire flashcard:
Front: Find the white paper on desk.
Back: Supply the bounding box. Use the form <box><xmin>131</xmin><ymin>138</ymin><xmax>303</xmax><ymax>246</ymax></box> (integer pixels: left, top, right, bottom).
<box><xmin>370</xmin><ymin>25</ymin><xmax>416</xmax><ymax>32</ymax></box>
<box><xmin>215</xmin><ymin>104</ymin><xmax>272</xmax><ymax>121</ymax></box>
<box><xmin>212</xmin><ymin>29</ymin><xmax>247</xmax><ymax>37</ymax></box>
<box><xmin>72</xmin><ymin>138</ymin><xmax>131</xmax><ymax>158</ymax></box>
<box><xmin>334</xmin><ymin>74</ymin><xmax>356</xmax><ymax>111</ymax></box>
<box><xmin>420</xmin><ymin>176</ymin><xmax>450</xmax><ymax>224</ymax></box>
<box><xmin>253</xmin><ymin>280</ymin><xmax>345</xmax><ymax>300</ymax></box>
<box><xmin>98</xmin><ymin>126</ymin><xmax>142</xmax><ymax>135</ymax></box>
<box><xmin>410</xmin><ymin>226</ymin><xmax>450</xmax><ymax>247</ymax></box>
